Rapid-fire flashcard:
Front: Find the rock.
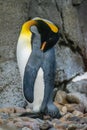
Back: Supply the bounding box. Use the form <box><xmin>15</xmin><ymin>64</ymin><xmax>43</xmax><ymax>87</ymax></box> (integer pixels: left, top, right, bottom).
<box><xmin>22</xmin><ymin>127</ymin><xmax>31</xmax><ymax>130</ymax></box>
<box><xmin>72</xmin><ymin>110</ymin><xmax>83</xmax><ymax>117</ymax></box>
<box><xmin>55</xmin><ymin>90</ymin><xmax>67</xmax><ymax>104</ymax></box>
<box><xmin>20</xmin><ymin>117</ymin><xmax>31</xmax><ymax>122</ymax></box>
<box><xmin>72</xmin><ymin>72</ymin><xmax>87</xmax><ymax>82</ymax></box>
<box><xmin>39</xmin><ymin>121</ymin><xmax>52</xmax><ymax>130</ymax></box>
<box><xmin>28</xmin><ymin>0</ymin><xmax>62</xmax><ymax>28</ymax></box>
<box><xmin>14</xmin><ymin>121</ymin><xmax>24</xmax><ymax>128</ymax></box>
<box><xmin>0</xmin><ymin>119</ymin><xmax>4</xmax><ymax>125</ymax></box>
<box><xmin>0</xmin><ymin>107</ymin><xmax>26</xmax><ymax>114</ymax></box>
<box><xmin>13</xmin><ymin>117</ymin><xmax>23</xmax><ymax>123</ymax></box>
<box><xmin>65</xmin><ymin>104</ymin><xmax>79</xmax><ymax>113</ymax></box>
<box><xmin>68</xmin><ymin>124</ymin><xmax>77</xmax><ymax>130</ymax></box>
<box><xmin>55</xmin><ymin>45</ymin><xmax>84</xmax><ymax>84</ymax></box>
<box><xmin>66</xmin><ymin>92</ymin><xmax>87</xmax><ymax>112</ymax></box>
<box><xmin>72</xmin><ymin>0</ymin><xmax>83</xmax><ymax>5</ymax></box>
<box><xmin>52</xmin><ymin>119</ymin><xmax>62</xmax><ymax>126</ymax></box>
<box><xmin>0</xmin><ymin>113</ymin><xmax>9</xmax><ymax>120</ymax></box>
<box><xmin>62</xmin><ymin>106</ymin><xmax>67</xmax><ymax>114</ymax></box>
<box><xmin>83</xmin><ymin>126</ymin><xmax>87</xmax><ymax>130</ymax></box>
<box><xmin>0</xmin><ymin>60</ymin><xmax>26</xmax><ymax>108</ymax></box>
<box><xmin>15</xmin><ymin>121</ymin><xmax>40</xmax><ymax>130</ymax></box>
<box><xmin>6</xmin><ymin>121</ymin><xmax>17</xmax><ymax>128</ymax></box>
<box><xmin>77</xmin><ymin>0</ymin><xmax>87</xmax><ymax>68</ymax></box>
<box><xmin>74</xmin><ymin>103</ymin><xmax>85</xmax><ymax>113</ymax></box>
<box><xmin>0</xmin><ymin>128</ymin><xmax>3</xmax><ymax>130</ymax></box>
<box><xmin>66</xmin><ymin>93</ymin><xmax>80</xmax><ymax>103</ymax></box>
<box><xmin>52</xmin><ymin>118</ymin><xmax>68</xmax><ymax>130</ymax></box>
<box><xmin>66</xmin><ymin>79</ymin><xmax>87</xmax><ymax>94</ymax></box>
<box><xmin>80</xmin><ymin>117</ymin><xmax>87</xmax><ymax>124</ymax></box>
<box><xmin>0</xmin><ymin>0</ymin><xmax>30</xmax><ymax>108</ymax></box>
<box><xmin>52</xmin><ymin>119</ymin><xmax>63</xmax><ymax>130</ymax></box>
<box><xmin>48</xmin><ymin>128</ymin><xmax>56</xmax><ymax>130</ymax></box>
<box><xmin>68</xmin><ymin>116</ymin><xmax>81</xmax><ymax>122</ymax></box>
<box><xmin>62</xmin><ymin>0</ymin><xmax>83</xmax><ymax>48</ymax></box>
<box><xmin>60</xmin><ymin>113</ymin><xmax>73</xmax><ymax>121</ymax></box>
<box><xmin>14</xmin><ymin>107</ymin><xmax>26</xmax><ymax>113</ymax></box>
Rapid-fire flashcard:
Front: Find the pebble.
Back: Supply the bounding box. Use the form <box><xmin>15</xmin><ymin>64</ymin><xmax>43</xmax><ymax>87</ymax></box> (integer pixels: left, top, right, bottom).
<box><xmin>6</xmin><ymin>121</ymin><xmax>17</xmax><ymax>128</ymax></box>
<box><xmin>72</xmin><ymin>110</ymin><xmax>83</xmax><ymax>117</ymax></box>
<box><xmin>0</xmin><ymin>119</ymin><xmax>4</xmax><ymax>125</ymax></box>
<box><xmin>68</xmin><ymin>124</ymin><xmax>77</xmax><ymax>130</ymax></box>
<box><xmin>39</xmin><ymin>121</ymin><xmax>52</xmax><ymax>130</ymax></box>
<box><xmin>48</xmin><ymin>128</ymin><xmax>56</xmax><ymax>130</ymax></box>
<box><xmin>62</xmin><ymin>106</ymin><xmax>67</xmax><ymax>114</ymax></box>
<box><xmin>60</xmin><ymin>113</ymin><xmax>73</xmax><ymax>121</ymax></box>
<box><xmin>0</xmin><ymin>91</ymin><xmax>86</xmax><ymax>130</ymax></box>
<box><xmin>22</xmin><ymin>127</ymin><xmax>31</xmax><ymax>130</ymax></box>
<box><xmin>0</xmin><ymin>107</ymin><xmax>26</xmax><ymax>114</ymax></box>
<box><xmin>55</xmin><ymin>90</ymin><xmax>68</xmax><ymax>104</ymax></box>
<box><xmin>65</xmin><ymin>104</ymin><xmax>77</xmax><ymax>112</ymax></box>
<box><xmin>15</xmin><ymin>121</ymin><xmax>40</xmax><ymax>130</ymax></box>
<box><xmin>66</xmin><ymin>93</ymin><xmax>80</xmax><ymax>104</ymax></box>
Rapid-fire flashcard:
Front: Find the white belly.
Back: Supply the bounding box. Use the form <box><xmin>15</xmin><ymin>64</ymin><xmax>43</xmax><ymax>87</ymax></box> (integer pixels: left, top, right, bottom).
<box><xmin>33</xmin><ymin>68</ymin><xmax>44</xmax><ymax>112</ymax></box>
<box><xmin>17</xmin><ymin>36</ymin><xmax>31</xmax><ymax>81</ymax></box>
<box><xmin>17</xmin><ymin>47</ymin><xmax>31</xmax><ymax>80</ymax></box>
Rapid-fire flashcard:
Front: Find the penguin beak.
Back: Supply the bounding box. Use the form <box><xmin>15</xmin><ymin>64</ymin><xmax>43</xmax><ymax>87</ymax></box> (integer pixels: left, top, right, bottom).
<box><xmin>40</xmin><ymin>41</ymin><xmax>47</xmax><ymax>51</ymax></box>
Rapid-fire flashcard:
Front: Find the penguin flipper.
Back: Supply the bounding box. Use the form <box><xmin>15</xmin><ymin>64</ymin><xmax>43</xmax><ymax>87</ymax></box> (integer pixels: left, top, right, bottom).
<box><xmin>23</xmin><ymin>65</ymin><xmax>38</xmax><ymax>103</ymax></box>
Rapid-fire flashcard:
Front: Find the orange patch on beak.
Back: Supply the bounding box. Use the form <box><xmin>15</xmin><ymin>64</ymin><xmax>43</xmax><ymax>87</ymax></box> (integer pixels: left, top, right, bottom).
<box><xmin>41</xmin><ymin>41</ymin><xmax>47</xmax><ymax>51</ymax></box>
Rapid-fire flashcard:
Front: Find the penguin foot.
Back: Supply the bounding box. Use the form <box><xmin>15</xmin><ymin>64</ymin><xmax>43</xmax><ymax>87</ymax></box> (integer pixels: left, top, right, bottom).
<box><xmin>40</xmin><ymin>103</ymin><xmax>47</xmax><ymax>114</ymax></box>
<box><xmin>46</xmin><ymin>103</ymin><xmax>61</xmax><ymax>118</ymax></box>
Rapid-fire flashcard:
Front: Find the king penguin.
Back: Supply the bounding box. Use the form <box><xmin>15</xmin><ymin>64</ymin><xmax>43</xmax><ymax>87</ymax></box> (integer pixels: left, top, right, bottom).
<box><xmin>17</xmin><ymin>17</ymin><xmax>61</xmax><ymax>118</ymax></box>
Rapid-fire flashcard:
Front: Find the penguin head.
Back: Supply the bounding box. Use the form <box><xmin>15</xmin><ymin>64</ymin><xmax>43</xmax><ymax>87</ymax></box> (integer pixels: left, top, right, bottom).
<box><xmin>21</xmin><ymin>17</ymin><xmax>60</xmax><ymax>52</ymax></box>
<box><xmin>34</xmin><ymin>19</ymin><xmax>60</xmax><ymax>52</ymax></box>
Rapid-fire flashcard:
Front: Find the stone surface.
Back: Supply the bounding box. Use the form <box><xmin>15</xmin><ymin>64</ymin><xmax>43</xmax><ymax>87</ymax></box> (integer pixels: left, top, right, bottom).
<box><xmin>66</xmin><ymin>93</ymin><xmax>80</xmax><ymax>104</ymax></box>
<box><xmin>77</xmin><ymin>0</ymin><xmax>87</xmax><ymax>70</ymax></box>
<box><xmin>0</xmin><ymin>60</ymin><xmax>26</xmax><ymax>108</ymax></box>
<box><xmin>55</xmin><ymin>45</ymin><xmax>84</xmax><ymax>84</ymax></box>
<box><xmin>72</xmin><ymin>0</ymin><xmax>83</xmax><ymax>5</ymax></box>
<box><xmin>66</xmin><ymin>80</ymin><xmax>87</xmax><ymax>94</ymax></box>
<box><xmin>55</xmin><ymin>90</ymin><xmax>67</xmax><ymax>104</ymax></box>
<box><xmin>22</xmin><ymin>127</ymin><xmax>31</xmax><ymax>130</ymax></box>
<box><xmin>66</xmin><ymin>92</ymin><xmax>87</xmax><ymax>112</ymax></box>
<box><xmin>72</xmin><ymin>72</ymin><xmax>87</xmax><ymax>82</ymax></box>
<box><xmin>62</xmin><ymin>1</ymin><xmax>83</xmax><ymax>47</ymax></box>
<box><xmin>0</xmin><ymin>99</ymin><xmax>86</xmax><ymax>130</ymax></box>
<box><xmin>0</xmin><ymin>0</ymin><xmax>30</xmax><ymax>107</ymax></box>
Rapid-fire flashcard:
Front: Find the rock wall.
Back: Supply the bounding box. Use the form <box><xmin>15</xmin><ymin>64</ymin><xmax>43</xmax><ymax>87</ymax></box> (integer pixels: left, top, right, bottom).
<box><xmin>0</xmin><ymin>0</ymin><xmax>87</xmax><ymax>108</ymax></box>
<box><xmin>0</xmin><ymin>0</ymin><xmax>31</xmax><ymax>107</ymax></box>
